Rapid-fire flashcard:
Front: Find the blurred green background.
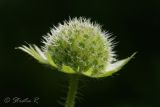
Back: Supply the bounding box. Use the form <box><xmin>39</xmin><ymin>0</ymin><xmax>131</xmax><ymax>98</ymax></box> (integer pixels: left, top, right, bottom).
<box><xmin>0</xmin><ymin>0</ymin><xmax>159</xmax><ymax>107</ymax></box>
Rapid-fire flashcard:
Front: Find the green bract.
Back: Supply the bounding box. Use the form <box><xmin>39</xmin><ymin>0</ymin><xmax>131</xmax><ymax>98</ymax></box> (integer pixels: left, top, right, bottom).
<box><xmin>18</xmin><ymin>17</ymin><xmax>136</xmax><ymax>78</ymax></box>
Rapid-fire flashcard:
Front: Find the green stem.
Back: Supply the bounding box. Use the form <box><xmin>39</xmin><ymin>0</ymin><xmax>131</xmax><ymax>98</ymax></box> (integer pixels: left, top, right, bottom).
<box><xmin>65</xmin><ymin>75</ymin><xmax>79</xmax><ymax>107</ymax></box>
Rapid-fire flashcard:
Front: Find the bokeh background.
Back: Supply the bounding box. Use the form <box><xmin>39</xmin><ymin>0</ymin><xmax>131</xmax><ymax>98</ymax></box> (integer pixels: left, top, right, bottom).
<box><xmin>0</xmin><ymin>0</ymin><xmax>159</xmax><ymax>107</ymax></box>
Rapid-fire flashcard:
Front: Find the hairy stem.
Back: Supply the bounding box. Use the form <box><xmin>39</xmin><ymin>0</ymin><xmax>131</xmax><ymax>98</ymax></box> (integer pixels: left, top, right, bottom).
<box><xmin>65</xmin><ymin>75</ymin><xmax>79</xmax><ymax>107</ymax></box>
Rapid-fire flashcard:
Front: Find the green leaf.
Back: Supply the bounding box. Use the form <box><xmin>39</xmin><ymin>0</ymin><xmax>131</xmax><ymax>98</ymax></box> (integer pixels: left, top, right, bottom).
<box><xmin>82</xmin><ymin>68</ymin><xmax>93</xmax><ymax>77</ymax></box>
<box><xmin>93</xmin><ymin>52</ymin><xmax>137</xmax><ymax>78</ymax></box>
<box><xmin>62</xmin><ymin>65</ymin><xmax>76</xmax><ymax>74</ymax></box>
<box><xmin>45</xmin><ymin>52</ymin><xmax>57</xmax><ymax>68</ymax></box>
<box><xmin>17</xmin><ymin>44</ymin><xmax>47</xmax><ymax>63</ymax></box>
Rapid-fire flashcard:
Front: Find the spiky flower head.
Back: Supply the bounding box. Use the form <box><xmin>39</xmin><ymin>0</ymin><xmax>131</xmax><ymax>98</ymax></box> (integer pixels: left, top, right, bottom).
<box><xmin>17</xmin><ymin>17</ymin><xmax>136</xmax><ymax>78</ymax></box>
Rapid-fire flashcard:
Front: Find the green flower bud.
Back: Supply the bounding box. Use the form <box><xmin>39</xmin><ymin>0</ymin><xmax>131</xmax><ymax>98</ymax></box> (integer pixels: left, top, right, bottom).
<box><xmin>17</xmin><ymin>17</ymin><xmax>136</xmax><ymax>78</ymax></box>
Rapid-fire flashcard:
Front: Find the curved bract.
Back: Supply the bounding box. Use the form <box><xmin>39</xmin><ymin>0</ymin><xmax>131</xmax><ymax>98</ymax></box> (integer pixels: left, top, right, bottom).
<box><xmin>17</xmin><ymin>17</ymin><xmax>136</xmax><ymax>78</ymax></box>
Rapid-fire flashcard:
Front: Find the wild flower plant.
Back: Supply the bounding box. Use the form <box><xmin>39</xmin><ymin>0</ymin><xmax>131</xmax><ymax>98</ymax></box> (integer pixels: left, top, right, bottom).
<box><xmin>17</xmin><ymin>17</ymin><xmax>136</xmax><ymax>107</ymax></box>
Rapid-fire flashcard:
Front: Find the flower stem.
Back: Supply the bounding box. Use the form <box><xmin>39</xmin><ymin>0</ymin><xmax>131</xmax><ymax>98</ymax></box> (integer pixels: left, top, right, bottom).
<box><xmin>65</xmin><ymin>75</ymin><xmax>79</xmax><ymax>107</ymax></box>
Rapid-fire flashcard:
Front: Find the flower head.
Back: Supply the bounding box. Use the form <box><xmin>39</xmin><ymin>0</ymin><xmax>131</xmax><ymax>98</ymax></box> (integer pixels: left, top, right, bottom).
<box><xmin>17</xmin><ymin>17</ymin><xmax>136</xmax><ymax>78</ymax></box>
